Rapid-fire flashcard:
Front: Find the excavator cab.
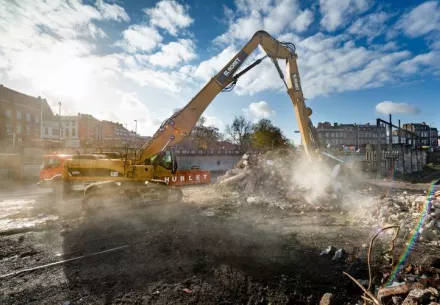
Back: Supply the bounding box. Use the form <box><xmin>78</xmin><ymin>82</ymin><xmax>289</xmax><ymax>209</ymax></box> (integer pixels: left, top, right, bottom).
<box><xmin>148</xmin><ymin>149</ymin><xmax>179</xmax><ymax>175</ymax></box>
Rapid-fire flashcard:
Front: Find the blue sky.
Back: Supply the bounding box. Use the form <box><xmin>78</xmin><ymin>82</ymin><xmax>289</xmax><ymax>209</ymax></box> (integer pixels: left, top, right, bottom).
<box><xmin>0</xmin><ymin>0</ymin><xmax>439</xmax><ymax>144</ymax></box>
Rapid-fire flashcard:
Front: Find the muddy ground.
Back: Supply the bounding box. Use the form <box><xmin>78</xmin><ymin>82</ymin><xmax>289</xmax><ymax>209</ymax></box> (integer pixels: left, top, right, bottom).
<box><xmin>0</xmin><ymin>181</ymin><xmax>436</xmax><ymax>305</ymax></box>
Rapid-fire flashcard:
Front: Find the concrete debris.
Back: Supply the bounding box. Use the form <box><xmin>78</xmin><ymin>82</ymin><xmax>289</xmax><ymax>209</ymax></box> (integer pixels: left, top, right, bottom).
<box><xmin>215</xmin><ymin>149</ymin><xmax>349</xmax><ymax>211</ymax></box>
<box><xmin>345</xmin><ymin>256</ymin><xmax>440</xmax><ymax>305</ymax></box>
<box><xmin>332</xmin><ymin>248</ymin><xmax>345</xmax><ymax>261</ymax></box>
<box><xmin>320</xmin><ymin>246</ymin><xmax>335</xmax><ymax>256</ymax></box>
<box><xmin>319</xmin><ymin>293</ymin><xmax>335</xmax><ymax>305</ymax></box>
<box><xmin>359</xmin><ymin>192</ymin><xmax>440</xmax><ymax>244</ymax></box>
<box><xmin>406</xmin><ymin>289</ymin><xmax>432</xmax><ymax>303</ymax></box>
<box><xmin>377</xmin><ymin>283</ymin><xmax>411</xmax><ymax>304</ymax></box>
<box><xmin>392</xmin><ymin>296</ymin><xmax>404</xmax><ymax>305</ymax></box>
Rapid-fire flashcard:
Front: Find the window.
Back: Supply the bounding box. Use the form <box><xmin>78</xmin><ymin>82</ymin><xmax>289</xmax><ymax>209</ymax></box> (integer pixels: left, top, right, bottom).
<box><xmin>26</xmin><ymin>113</ymin><xmax>31</xmax><ymax>121</ymax></box>
<box><xmin>5</xmin><ymin>109</ymin><xmax>12</xmax><ymax>118</ymax></box>
<box><xmin>65</xmin><ymin>128</ymin><xmax>69</xmax><ymax>137</ymax></box>
<box><xmin>43</xmin><ymin>157</ymin><xmax>61</xmax><ymax>169</ymax></box>
<box><xmin>5</xmin><ymin>124</ymin><xmax>12</xmax><ymax>134</ymax></box>
<box><xmin>17</xmin><ymin>111</ymin><xmax>21</xmax><ymax>120</ymax></box>
<box><xmin>26</xmin><ymin>125</ymin><xmax>30</xmax><ymax>135</ymax></box>
<box><xmin>159</xmin><ymin>151</ymin><xmax>173</xmax><ymax>170</ymax></box>
<box><xmin>45</xmin><ymin>127</ymin><xmax>49</xmax><ymax>135</ymax></box>
<box><xmin>35</xmin><ymin>115</ymin><xmax>39</xmax><ymax>123</ymax></box>
<box><xmin>72</xmin><ymin>129</ymin><xmax>76</xmax><ymax>136</ymax></box>
<box><xmin>16</xmin><ymin>124</ymin><xmax>22</xmax><ymax>134</ymax></box>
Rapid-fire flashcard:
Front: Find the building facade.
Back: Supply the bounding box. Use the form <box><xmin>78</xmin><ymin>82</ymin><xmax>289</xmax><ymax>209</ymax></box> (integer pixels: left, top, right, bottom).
<box><xmin>402</xmin><ymin>123</ymin><xmax>439</xmax><ymax>147</ymax></box>
<box><xmin>77</xmin><ymin>113</ymin><xmax>103</xmax><ymax>147</ymax></box>
<box><xmin>0</xmin><ymin>85</ymin><xmax>54</xmax><ymax>149</ymax></box>
<box><xmin>101</xmin><ymin>120</ymin><xmax>132</xmax><ymax>147</ymax></box>
<box><xmin>316</xmin><ymin>122</ymin><xmax>387</xmax><ymax>149</ymax></box>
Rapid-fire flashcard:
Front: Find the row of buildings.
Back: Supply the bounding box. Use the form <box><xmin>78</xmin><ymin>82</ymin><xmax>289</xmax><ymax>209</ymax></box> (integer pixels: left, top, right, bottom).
<box><xmin>0</xmin><ymin>85</ymin><xmax>145</xmax><ymax>149</ymax></box>
<box><xmin>2</xmin><ymin>84</ymin><xmax>438</xmax><ymax>152</ymax></box>
<box><xmin>316</xmin><ymin>121</ymin><xmax>439</xmax><ymax>151</ymax></box>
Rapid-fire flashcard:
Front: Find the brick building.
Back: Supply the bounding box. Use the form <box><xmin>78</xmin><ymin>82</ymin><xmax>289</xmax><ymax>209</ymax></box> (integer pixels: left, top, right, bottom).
<box><xmin>77</xmin><ymin>113</ymin><xmax>103</xmax><ymax>147</ymax></box>
<box><xmin>0</xmin><ymin>85</ymin><xmax>54</xmax><ymax>149</ymax></box>
<box><xmin>101</xmin><ymin>120</ymin><xmax>132</xmax><ymax>147</ymax></box>
<box><xmin>316</xmin><ymin>122</ymin><xmax>387</xmax><ymax>150</ymax></box>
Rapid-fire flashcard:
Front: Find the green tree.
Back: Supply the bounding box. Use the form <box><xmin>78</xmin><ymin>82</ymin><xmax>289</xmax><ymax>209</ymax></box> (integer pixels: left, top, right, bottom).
<box><xmin>225</xmin><ymin>116</ymin><xmax>253</xmax><ymax>150</ymax></box>
<box><xmin>251</xmin><ymin>119</ymin><xmax>288</xmax><ymax>149</ymax></box>
<box><xmin>192</xmin><ymin>116</ymin><xmax>222</xmax><ymax>149</ymax></box>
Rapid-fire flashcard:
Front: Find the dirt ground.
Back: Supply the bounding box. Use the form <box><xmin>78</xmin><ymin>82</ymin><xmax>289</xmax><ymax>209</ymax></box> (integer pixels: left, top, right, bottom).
<box><xmin>0</xmin><ymin>181</ymin><xmax>436</xmax><ymax>305</ymax></box>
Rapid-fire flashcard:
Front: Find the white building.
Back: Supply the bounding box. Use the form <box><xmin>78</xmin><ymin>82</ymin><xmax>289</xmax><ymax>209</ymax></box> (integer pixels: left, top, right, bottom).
<box><xmin>41</xmin><ymin>115</ymin><xmax>80</xmax><ymax>147</ymax></box>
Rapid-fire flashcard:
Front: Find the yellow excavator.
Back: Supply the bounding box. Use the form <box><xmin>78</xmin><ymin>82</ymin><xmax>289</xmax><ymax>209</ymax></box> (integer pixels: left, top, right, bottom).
<box><xmin>62</xmin><ymin>30</ymin><xmax>320</xmax><ymax>215</ymax></box>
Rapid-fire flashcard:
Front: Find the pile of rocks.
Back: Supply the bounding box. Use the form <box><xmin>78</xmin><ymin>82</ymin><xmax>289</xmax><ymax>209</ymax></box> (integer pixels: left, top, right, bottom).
<box><xmin>215</xmin><ymin>149</ymin><xmax>345</xmax><ymax>211</ymax></box>
<box><xmin>361</xmin><ymin>191</ymin><xmax>440</xmax><ymax>245</ymax></box>
<box><xmin>319</xmin><ymin>253</ymin><xmax>440</xmax><ymax>305</ymax></box>
<box><xmin>370</xmin><ymin>255</ymin><xmax>440</xmax><ymax>305</ymax></box>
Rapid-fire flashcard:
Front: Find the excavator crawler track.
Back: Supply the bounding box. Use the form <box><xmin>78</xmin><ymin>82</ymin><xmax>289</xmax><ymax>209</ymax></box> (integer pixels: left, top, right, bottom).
<box><xmin>82</xmin><ymin>182</ymin><xmax>183</xmax><ymax>217</ymax></box>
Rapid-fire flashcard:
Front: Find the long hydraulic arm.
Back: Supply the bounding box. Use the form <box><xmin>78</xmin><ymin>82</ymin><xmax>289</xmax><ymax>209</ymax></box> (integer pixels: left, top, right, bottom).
<box><xmin>137</xmin><ymin>30</ymin><xmax>317</xmax><ymax>163</ymax></box>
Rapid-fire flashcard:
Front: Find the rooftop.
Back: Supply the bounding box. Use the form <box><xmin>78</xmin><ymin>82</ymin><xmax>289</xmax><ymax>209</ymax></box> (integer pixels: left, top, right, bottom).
<box><xmin>0</xmin><ymin>84</ymin><xmax>54</xmax><ymax>118</ymax></box>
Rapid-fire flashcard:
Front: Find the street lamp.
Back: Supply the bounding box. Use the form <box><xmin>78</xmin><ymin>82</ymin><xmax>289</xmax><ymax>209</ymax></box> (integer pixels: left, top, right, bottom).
<box><xmin>429</xmin><ymin>122</ymin><xmax>434</xmax><ymax>150</ymax></box>
<box><xmin>58</xmin><ymin>102</ymin><xmax>62</xmax><ymax>146</ymax></box>
<box><xmin>134</xmin><ymin>119</ymin><xmax>137</xmax><ymax>149</ymax></box>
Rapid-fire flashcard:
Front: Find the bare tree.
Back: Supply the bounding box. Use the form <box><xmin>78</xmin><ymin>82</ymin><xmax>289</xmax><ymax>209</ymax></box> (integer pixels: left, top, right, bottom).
<box><xmin>225</xmin><ymin>116</ymin><xmax>253</xmax><ymax>150</ymax></box>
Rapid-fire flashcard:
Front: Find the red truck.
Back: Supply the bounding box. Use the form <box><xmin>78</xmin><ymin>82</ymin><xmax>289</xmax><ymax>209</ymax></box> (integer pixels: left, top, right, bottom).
<box><xmin>38</xmin><ymin>154</ymin><xmax>72</xmax><ymax>188</ymax></box>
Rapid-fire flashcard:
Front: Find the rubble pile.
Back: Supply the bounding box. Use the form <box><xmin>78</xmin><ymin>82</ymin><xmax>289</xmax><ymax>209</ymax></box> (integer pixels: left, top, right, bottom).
<box><xmin>215</xmin><ymin>149</ymin><xmax>344</xmax><ymax>211</ymax></box>
<box><xmin>319</xmin><ymin>249</ymin><xmax>440</xmax><ymax>305</ymax></box>
<box><xmin>364</xmin><ymin>255</ymin><xmax>440</xmax><ymax>305</ymax></box>
<box><xmin>362</xmin><ymin>191</ymin><xmax>440</xmax><ymax>245</ymax></box>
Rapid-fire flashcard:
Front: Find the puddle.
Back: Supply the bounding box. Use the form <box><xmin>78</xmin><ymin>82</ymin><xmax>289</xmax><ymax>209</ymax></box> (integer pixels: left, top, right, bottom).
<box><xmin>0</xmin><ymin>215</ymin><xmax>59</xmax><ymax>234</ymax></box>
<box><xmin>0</xmin><ymin>199</ymin><xmax>35</xmax><ymax>219</ymax></box>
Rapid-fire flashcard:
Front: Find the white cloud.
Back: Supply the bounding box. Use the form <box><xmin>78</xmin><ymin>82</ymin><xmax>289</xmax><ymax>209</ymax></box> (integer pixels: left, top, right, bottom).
<box><xmin>117</xmin><ymin>25</ymin><xmax>163</xmax><ymax>53</ymax></box>
<box><xmin>108</xmin><ymin>90</ymin><xmax>163</xmax><ymax>136</ymax></box>
<box><xmin>88</xmin><ymin>23</ymin><xmax>107</xmax><ymax>39</ymax></box>
<box><xmin>348</xmin><ymin>12</ymin><xmax>390</xmax><ymax>42</ymax></box>
<box><xmin>396</xmin><ymin>1</ymin><xmax>440</xmax><ymax>38</ymax></box>
<box><xmin>144</xmin><ymin>0</ymin><xmax>194</xmax><ymax>36</ymax></box>
<box><xmin>214</xmin><ymin>0</ymin><xmax>314</xmax><ymax>45</ymax></box>
<box><xmin>147</xmin><ymin>39</ymin><xmax>196</xmax><ymax>68</ymax></box>
<box><xmin>0</xmin><ymin>0</ymin><xmax>128</xmax><ymax>48</ymax></box>
<box><xmin>243</xmin><ymin>101</ymin><xmax>276</xmax><ymax>122</ymax></box>
<box><xmin>96</xmin><ymin>0</ymin><xmax>130</xmax><ymax>22</ymax></box>
<box><xmin>375</xmin><ymin>101</ymin><xmax>421</xmax><ymax>115</ymax></box>
<box><xmin>204</xmin><ymin>115</ymin><xmax>224</xmax><ymax>129</ymax></box>
<box><xmin>263</xmin><ymin>0</ymin><xmax>300</xmax><ymax>34</ymax></box>
<box><xmin>293</xmin><ymin>9</ymin><xmax>314</xmax><ymax>32</ymax></box>
<box><xmin>214</xmin><ymin>11</ymin><xmax>263</xmax><ymax>45</ymax></box>
<box><xmin>235</xmin><ymin>0</ymin><xmax>273</xmax><ymax>14</ymax></box>
<box><xmin>115</xmin><ymin>0</ymin><xmax>194</xmax><ymax>55</ymax></box>
<box><xmin>397</xmin><ymin>52</ymin><xmax>437</xmax><ymax>74</ymax></box>
<box><xmin>319</xmin><ymin>0</ymin><xmax>372</xmax><ymax>32</ymax></box>
<box><xmin>190</xmin><ymin>45</ymin><xmax>238</xmax><ymax>81</ymax></box>
<box><xmin>124</xmin><ymin>68</ymin><xmax>189</xmax><ymax>94</ymax></box>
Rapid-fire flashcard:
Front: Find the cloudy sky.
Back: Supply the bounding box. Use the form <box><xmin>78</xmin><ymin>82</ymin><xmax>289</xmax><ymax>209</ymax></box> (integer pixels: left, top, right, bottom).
<box><xmin>0</xmin><ymin>0</ymin><xmax>439</xmax><ymax>144</ymax></box>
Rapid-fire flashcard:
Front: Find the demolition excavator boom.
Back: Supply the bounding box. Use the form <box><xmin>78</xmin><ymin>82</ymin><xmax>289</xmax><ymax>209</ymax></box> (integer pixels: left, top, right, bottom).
<box><xmin>137</xmin><ymin>30</ymin><xmax>318</xmax><ymax>164</ymax></box>
<box><xmin>63</xmin><ymin>30</ymin><xmax>320</xmax><ymax>214</ymax></box>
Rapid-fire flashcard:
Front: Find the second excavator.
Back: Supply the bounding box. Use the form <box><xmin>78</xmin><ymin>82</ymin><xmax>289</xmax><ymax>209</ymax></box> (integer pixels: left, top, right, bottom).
<box><xmin>62</xmin><ymin>30</ymin><xmax>322</xmax><ymax>215</ymax></box>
